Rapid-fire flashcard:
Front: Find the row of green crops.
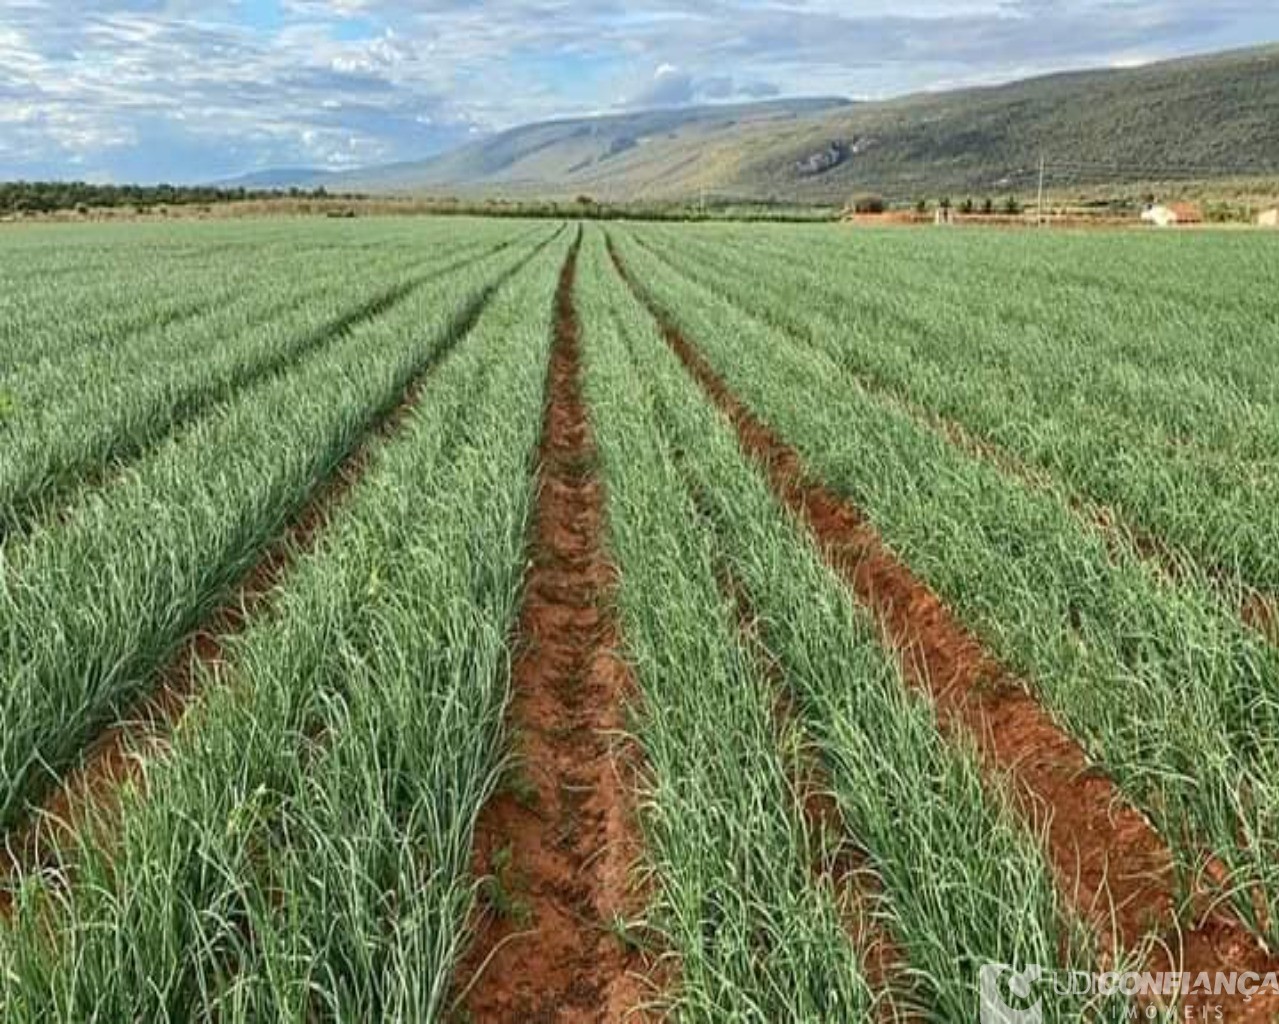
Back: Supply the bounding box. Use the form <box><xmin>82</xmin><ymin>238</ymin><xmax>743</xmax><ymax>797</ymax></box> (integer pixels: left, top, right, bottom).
<box><xmin>0</xmin><ymin>223</ymin><xmax>558</xmax><ymax>831</ymax></box>
<box><xmin>636</xmin><ymin>222</ymin><xmax>1279</xmax><ymax>417</ymax></box>
<box><xmin>0</xmin><ymin>222</ymin><xmax>435</xmax><ymax>373</ymax></box>
<box><xmin>608</xmin><ymin>228</ymin><xmax>1279</xmax><ymax>946</ymax></box>
<box><xmin>0</xmin><ymin>220</ymin><xmax>539</xmax><ymax>535</ymax></box>
<box><xmin>573</xmin><ymin>229</ymin><xmax>876</xmax><ymax>1023</ymax></box>
<box><xmin>581</xmin><ymin>226</ymin><xmax>1107</xmax><ymax>1021</ymax></box>
<box><xmin>626</xmin><ymin>223</ymin><xmax>1279</xmax><ymax>597</ymax></box>
<box><xmin>0</xmin><ymin>230</ymin><xmax>569</xmax><ymax>1023</ymax></box>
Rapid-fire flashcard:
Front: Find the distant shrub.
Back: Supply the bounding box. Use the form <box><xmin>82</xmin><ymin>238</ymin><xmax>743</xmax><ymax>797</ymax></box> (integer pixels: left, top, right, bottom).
<box><xmin>1003</xmin><ymin>196</ymin><xmax>1022</xmax><ymax>215</ymax></box>
<box><xmin>939</xmin><ymin>197</ymin><xmax>952</xmax><ymax>211</ymax></box>
<box><xmin>981</xmin><ymin>197</ymin><xmax>994</xmax><ymax>214</ymax></box>
<box><xmin>1204</xmin><ymin>202</ymin><xmax>1247</xmax><ymax>223</ymax></box>
<box><xmin>0</xmin><ymin>181</ymin><xmax>335</xmax><ymax>216</ymax></box>
<box><xmin>958</xmin><ymin>197</ymin><xmax>975</xmax><ymax>214</ymax></box>
<box><xmin>915</xmin><ymin>198</ymin><xmax>928</xmax><ymax>214</ymax></box>
<box><xmin>851</xmin><ymin>194</ymin><xmax>886</xmax><ymax>214</ymax></box>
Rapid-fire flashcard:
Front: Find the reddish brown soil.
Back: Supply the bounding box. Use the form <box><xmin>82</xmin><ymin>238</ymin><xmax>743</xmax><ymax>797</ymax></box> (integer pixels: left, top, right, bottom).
<box><xmin>817</xmin><ymin>345</ymin><xmax>1279</xmax><ymax>647</ymax></box>
<box><xmin>608</xmin><ymin>241</ymin><xmax>1279</xmax><ymax>1022</ymax></box>
<box><xmin>455</xmin><ymin>241</ymin><xmax>649</xmax><ymax>1024</ymax></box>
<box><xmin>1242</xmin><ymin>592</ymin><xmax>1279</xmax><ymax>645</ymax></box>
<box><xmin>0</xmin><ymin>282</ymin><xmax>495</xmax><ymax>920</ymax></box>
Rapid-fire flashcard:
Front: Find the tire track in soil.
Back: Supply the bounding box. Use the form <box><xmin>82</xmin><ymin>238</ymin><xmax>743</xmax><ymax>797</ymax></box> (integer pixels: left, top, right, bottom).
<box><xmin>454</xmin><ymin>238</ymin><xmax>649</xmax><ymax>1024</ymax></box>
<box><xmin>0</xmin><ymin>236</ymin><xmax>554</xmax><ymax>919</ymax></box>
<box><xmin>608</xmin><ymin>239</ymin><xmax>1279</xmax><ymax>1023</ymax></box>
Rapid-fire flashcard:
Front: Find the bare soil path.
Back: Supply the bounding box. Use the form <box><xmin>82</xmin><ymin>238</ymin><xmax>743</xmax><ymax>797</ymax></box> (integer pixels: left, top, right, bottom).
<box><xmin>456</xmin><ymin>238</ymin><xmax>648</xmax><ymax>1024</ymax></box>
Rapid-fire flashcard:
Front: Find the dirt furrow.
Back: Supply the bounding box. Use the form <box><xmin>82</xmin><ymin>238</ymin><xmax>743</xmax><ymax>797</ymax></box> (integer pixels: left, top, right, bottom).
<box><xmin>0</xmin><ymin>245</ymin><xmax>546</xmax><ymax>919</ymax></box>
<box><xmin>455</xmin><ymin>239</ymin><xmax>648</xmax><ymax>1024</ymax></box>
<box><xmin>898</xmin><ymin>387</ymin><xmax>1279</xmax><ymax>646</ymax></box>
<box><xmin>627</xmin><ymin>230</ymin><xmax>1279</xmax><ymax>644</ymax></box>
<box><xmin>608</xmin><ymin>241</ymin><xmax>1279</xmax><ymax>1022</ymax></box>
<box><xmin>0</xmin><ymin>229</ymin><xmax>544</xmax><ymax>547</ymax></box>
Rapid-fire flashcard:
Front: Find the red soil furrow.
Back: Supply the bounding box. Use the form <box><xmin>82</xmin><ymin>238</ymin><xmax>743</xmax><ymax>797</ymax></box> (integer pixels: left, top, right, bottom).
<box><xmin>607</xmin><ymin>242</ymin><xmax>1279</xmax><ymax>1022</ymax></box>
<box><xmin>456</xmin><ymin>241</ymin><xmax>649</xmax><ymax>1024</ymax></box>
<box><xmin>638</xmin><ymin>228</ymin><xmax>1275</xmax><ymax>646</ymax></box>
<box><xmin>793</xmin><ymin>339</ymin><xmax>1279</xmax><ymax>645</ymax></box>
<box><xmin>922</xmin><ymin>404</ymin><xmax>1279</xmax><ymax>644</ymax></box>
<box><xmin>0</xmin><ymin>267</ymin><xmax>520</xmax><ymax>920</ymax></box>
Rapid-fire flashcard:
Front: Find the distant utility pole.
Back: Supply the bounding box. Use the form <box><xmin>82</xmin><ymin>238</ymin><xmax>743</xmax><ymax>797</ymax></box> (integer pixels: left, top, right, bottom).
<box><xmin>1036</xmin><ymin>154</ymin><xmax>1046</xmax><ymax>227</ymax></box>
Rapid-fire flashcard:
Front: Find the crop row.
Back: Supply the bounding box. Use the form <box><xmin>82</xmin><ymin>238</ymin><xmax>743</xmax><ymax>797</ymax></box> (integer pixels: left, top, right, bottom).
<box><xmin>4</xmin><ymin>216</ymin><xmax>1273</xmax><ymax>1021</ymax></box>
<box><xmin>577</xmin><ymin>225</ymin><xmax>1121</xmax><ymax>1020</ymax></box>
<box><xmin>645</xmin><ymin>222</ymin><xmax>1279</xmax><ymax>417</ymax></box>
<box><xmin>0</xmin><ymin>230</ymin><xmax>569</xmax><ymax>1022</ymax></box>
<box><xmin>0</xmin><ymin>224</ymin><xmax>556</xmax><ymax>831</ymax></box>
<box><xmin>627</xmin><ymin>223</ymin><xmax>1279</xmax><ymax>598</ymax></box>
<box><xmin>575</xmin><ymin>228</ymin><xmax>874</xmax><ymax>1021</ymax></box>
<box><xmin>0</xmin><ymin>220</ymin><xmax>537</xmax><ymax>535</ymax></box>
<box><xmin>608</xmin><ymin>227</ymin><xmax>1279</xmax><ymax>947</ymax></box>
<box><xmin>0</xmin><ymin>224</ymin><xmax>430</xmax><ymax>373</ymax></box>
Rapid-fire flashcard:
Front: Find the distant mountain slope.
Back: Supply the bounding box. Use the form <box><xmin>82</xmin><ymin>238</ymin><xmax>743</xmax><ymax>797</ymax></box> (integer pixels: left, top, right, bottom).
<box><xmin>378</xmin><ymin>46</ymin><xmax>1279</xmax><ymax>201</ymax></box>
<box><xmin>216</xmin><ymin>167</ymin><xmax>340</xmax><ymax>190</ymax></box>
<box><xmin>733</xmin><ymin>43</ymin><xmax>1279</xmax><ymax>202</ymax></box>
<box><xmin>233</xmin><ymin>44</ymin><xmax>1279</xmax><ymax>202</ymax></box>
<box><xmin>341</xmin><ymin>97</ymin><xmax>852</xmax><ymax>194</ymax></box>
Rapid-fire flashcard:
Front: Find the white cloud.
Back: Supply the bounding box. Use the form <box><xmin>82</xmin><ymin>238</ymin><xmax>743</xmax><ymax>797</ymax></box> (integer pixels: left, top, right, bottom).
<box><xmin>2</xmin><ymin>0</ymin><xmax>1277</xmax><ymax>181</ymax></box>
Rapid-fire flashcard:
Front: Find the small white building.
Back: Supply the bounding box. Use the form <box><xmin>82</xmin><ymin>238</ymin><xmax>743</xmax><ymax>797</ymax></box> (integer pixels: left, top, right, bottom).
<box><xmin>1140</xmin><ymin>205</ymin><xmax>1169</xmax><ymax>227</ymax></box>
<box><xmin>1258</xmin><ymin>207</ymin><xmax>1279</xmax><ymax>228</ymax></box>
<box><xmin>1141</xmin><ymin>202</ymin><xmax>1203</xmax><ymax>228</ymax></box>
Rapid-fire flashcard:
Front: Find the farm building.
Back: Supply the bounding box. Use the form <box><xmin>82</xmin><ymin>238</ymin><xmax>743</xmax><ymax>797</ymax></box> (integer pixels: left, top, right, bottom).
<box><xmin>1141</xmin><ymin>202</ymin><xmax>1203</xmax><ymax>227</ymax></box>
<box><xmin>1258</xmin><ymin>207</ymin><xmax>1279</xmax><ymax>228</ymax></box>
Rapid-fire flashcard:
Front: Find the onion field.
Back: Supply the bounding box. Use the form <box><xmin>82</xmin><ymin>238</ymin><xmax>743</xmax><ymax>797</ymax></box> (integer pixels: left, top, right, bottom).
<box><xmin>2</xmin><ymin>217</ymin><xmax>1278</xmax><ymax>1023</ymax></box>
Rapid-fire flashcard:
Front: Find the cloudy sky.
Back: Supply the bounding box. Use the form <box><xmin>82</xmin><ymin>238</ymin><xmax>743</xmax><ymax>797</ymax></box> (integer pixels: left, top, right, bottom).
<box><xmin>2</xmin><ymin>1</ymin><xmax>1277</xmax><ymax>183</ymax></box>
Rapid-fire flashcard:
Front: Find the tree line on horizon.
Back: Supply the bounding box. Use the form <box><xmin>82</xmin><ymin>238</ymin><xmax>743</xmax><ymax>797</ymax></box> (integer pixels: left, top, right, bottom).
<box><xmin>0</xmin><ymin>181</ymin><xmax>334</xmax><ymax>215</ymax></box>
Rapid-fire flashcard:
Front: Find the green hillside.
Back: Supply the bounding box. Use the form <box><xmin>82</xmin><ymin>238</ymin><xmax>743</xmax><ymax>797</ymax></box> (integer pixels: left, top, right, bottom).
<box><xmin>342</xmin><ymin>98</ymin><xmax>851</xmax><ymax>195</ymax></box>
<box><xmin>338</xmin><ymin>44</ymin><xmax>1279</xmax><ymax>203</ymax></box>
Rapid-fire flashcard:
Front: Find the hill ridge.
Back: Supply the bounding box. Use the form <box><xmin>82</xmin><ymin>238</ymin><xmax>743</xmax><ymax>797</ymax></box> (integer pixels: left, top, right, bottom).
<box><xmin>230</xmin><ymin>45</ymin><xmax>1279</xmax><ymax>201</ymax></box>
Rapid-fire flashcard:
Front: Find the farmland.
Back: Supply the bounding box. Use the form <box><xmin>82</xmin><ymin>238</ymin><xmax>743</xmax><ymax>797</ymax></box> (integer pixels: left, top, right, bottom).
<box><xmin>2</xmin><ymin>216</ymin><xmax>1279</xmax><ymax>1022</ymax></box>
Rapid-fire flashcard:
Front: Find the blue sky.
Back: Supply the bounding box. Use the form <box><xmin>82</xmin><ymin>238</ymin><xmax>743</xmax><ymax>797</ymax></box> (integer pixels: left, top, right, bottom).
<box><xmin>1</xmin><ymin>1</ymin><xmax>1277</xmax><ymax>183</ymax></box>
